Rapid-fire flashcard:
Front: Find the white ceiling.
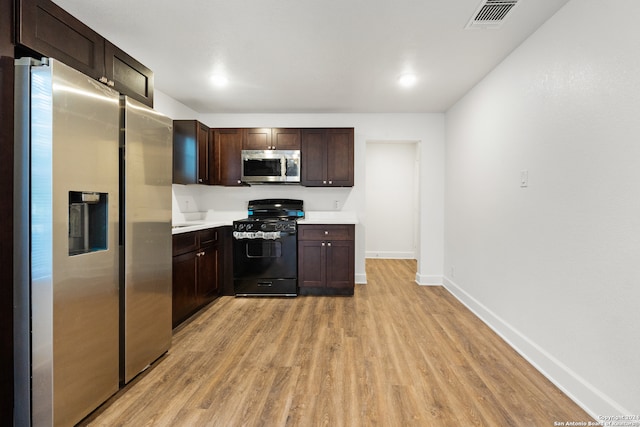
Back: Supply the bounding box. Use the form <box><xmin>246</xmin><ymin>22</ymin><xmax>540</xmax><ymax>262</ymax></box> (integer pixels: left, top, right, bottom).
<box><xmin>53</xmin><ymin>0</ymin><xmax>570</xmax><ymax>114</ymax></box>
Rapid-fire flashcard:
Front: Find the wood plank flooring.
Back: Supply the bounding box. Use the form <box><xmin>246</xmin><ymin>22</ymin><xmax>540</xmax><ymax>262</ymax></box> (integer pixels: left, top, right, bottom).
<box><xmin>82</xmin><ymin>259</ymin><xmax>593</xmax><ymax>426</ymax></box>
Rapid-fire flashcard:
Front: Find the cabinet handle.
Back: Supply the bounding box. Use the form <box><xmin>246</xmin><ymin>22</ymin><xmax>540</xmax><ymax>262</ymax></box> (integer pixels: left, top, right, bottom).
<box><xmin>324</xmin><ymin>231</ymin><xmax>329</xmax><ymax>235</ymax></box>
<box><xmin>198</xmin><ymin>178</ymin><xmax>203</xmax><ymax>182</ymax></box>
<box><xmin>322</xmin><ymin>242</ymin><xmax>325</xmax><ymax>246</ymax></box>
<box><xmin>323</xmin><ymin>180</ymin><xmax>327</xmax><ymax>184</ymax></box>
<box><xmin>108</xmin><ymin>80</ymin><xmax>115</xmax><ymax>87</ymax></box>
<box><xmin>327</xmin><ymin>242</ymin><xmax>332</xmax><ymax>247</ymax></box>
<box><xmin>328</xmin><ymin>180</ymin><xmax>333</xmax><ymax>185</ymax></box>
<box><xmin>237</xmin><ymin>180</ymin><xmax>241</xmax><ymax>184</ymax></box>
<box><xmin>99</xmin><ymin>76</ymin><xmax>108</xmax><ymax>84</ymax></box>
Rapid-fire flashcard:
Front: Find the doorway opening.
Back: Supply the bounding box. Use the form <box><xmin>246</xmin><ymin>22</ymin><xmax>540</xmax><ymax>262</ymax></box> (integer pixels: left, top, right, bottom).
<box><xmin>365</xmin><ymin>141</ymin><xmax>420</xmax><ymax>263</ymax></box>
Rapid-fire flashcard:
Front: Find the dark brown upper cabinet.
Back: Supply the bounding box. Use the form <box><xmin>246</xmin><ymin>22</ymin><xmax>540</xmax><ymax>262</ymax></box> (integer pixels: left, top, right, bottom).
<box><xmin>301</xmin><ymin>128</ymin><xmax>354</xmax><ymax>187</ymax></box>
<box><xmin>17</xmin><ymin>0</ymin><xmax>154</xmax><ymax>106</ymax></box>
<box><xmin>104</xmin><ymin>41</ymin><xmax>154</xmax><ymax>106</ymax></box>
<box><xmin>211</xmin><ymin>128</ymin><xmax>244</xmax><ymax>186</ymax></box>
<box><xmin>272</xmin><ymin>128</ymin><xmax>301</xmax><ymax>150</ymax></box>
<box><xmin>243</xmin><ymin>128</ymin><xmax>272</xmax><ymax>150</ymax></box>
<box><xmin>173</xmin><ymin>120</ymin><xmax>210</xmax><ymax>185</ymax></box>
<box><xmin>242</xmin><ymin>128</ymin><xmax>301</xmax><ymax>150</ymax></box>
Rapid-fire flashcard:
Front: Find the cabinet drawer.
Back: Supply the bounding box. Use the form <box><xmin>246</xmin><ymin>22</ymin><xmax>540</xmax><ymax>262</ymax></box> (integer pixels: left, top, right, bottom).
<box><xmin>199</xmin><ymin>227</ymin><xmax>219</xmax><ymax>246</ymax></box>
<box><xmin>298</xmin><ymin>224</ymin><xmax>354</xmax><ymax>241</ymax></box>
<box><xmin>173</xmin><ymin>231</ymin><xmax>198</xmax><ymax>256</ymax></box>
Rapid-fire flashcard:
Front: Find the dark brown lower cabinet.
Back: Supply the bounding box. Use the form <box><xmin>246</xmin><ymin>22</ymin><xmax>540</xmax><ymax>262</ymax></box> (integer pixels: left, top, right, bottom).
<box><xmin>197</xmin><ymin>233</ymin><xmax>221</xmax><ymax>306</ymax></box>
<box><xmin>298</xmin><ymin>224</ymin><xmax>355</xmax><ymax>295</ymax></box>
<box><xmin>172</xmin><ymin>249</ymin><xmax>198</xmax><ymax>327</ymax></box>
<box><xmin>172</xmin><ymin>226</ymin><xmax>229</xmax><ymax>328</ymax></box>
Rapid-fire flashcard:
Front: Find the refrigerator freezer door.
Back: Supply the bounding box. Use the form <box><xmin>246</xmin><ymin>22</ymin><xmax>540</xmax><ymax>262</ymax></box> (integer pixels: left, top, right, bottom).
<box><xmin>121</xmin><ymin>96</ymin><xmax>173</xmax><ymax>384</ymax></box>
<box><xmin>26</xmin><ymin>59</ymin><xmax>121</xmax><ymax>426</ymax></box>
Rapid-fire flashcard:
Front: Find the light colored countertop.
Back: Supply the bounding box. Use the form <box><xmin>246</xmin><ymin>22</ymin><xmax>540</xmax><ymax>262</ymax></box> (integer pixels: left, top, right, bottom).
<box><xmin>172</xmin><ymin>210</ymin><xmax>358</xmax><ymax>234</ymax></box>
<box><xmin>297</xmin><ymin>211</ymin><xmax>359</xmax><ymax>225</ymax></box>
<box><xmin>172</xmin><ymin>220</ymin><xmax>230</xmax><ymax>234</ymax></box>
<box><xmin>171</xmin><ymin>210</ymin><xmax>244</xmax><ymax>235</ymax></box>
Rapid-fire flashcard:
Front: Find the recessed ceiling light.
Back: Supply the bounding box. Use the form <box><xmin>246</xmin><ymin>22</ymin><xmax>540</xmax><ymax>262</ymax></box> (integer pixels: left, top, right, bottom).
<box><xmin>398</xmin><ymin>74</ymin><xmax>417</xmax><ymax>88</ymax></box>
<box><xmin>210</xmin><ymin>74</ymin><xmax>229</xmax><ymax>87</ymax></box>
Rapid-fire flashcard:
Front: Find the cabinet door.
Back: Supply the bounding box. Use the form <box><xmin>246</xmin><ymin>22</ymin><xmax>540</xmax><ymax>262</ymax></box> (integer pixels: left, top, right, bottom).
<box><xmin>300</xmin><ymin>129</ymin><xmax>327</xmax><ymax>186</ymax></box>
<box><xmin>243</xmin><ymin>128</ymin><xmax>272</xmax><ymax>150</ymax></box>
<box><xmin>173</xmin><ymin>120</ymin><xmax>198</xmax><ymax>184</ymax></box>
<box><xmin>172</xmin><ymin>251</ymin><xmax>198</xmax><ymax>328</ymax></box>
<box><xmin>197</xmin><ymin>122</ymin><xmax>210</xmax><ymax>184</ymax></box>
<box><xmin>212</xmin><ymin>128</ymin><xmax>243</xmax><ymax>186</ymax></box>
<box><xmin>104</xmin><ymin>40</ymin><xmax>154</xmax><ymax>107</ymax></box>
<box><xmin>326</xmin><ymin>240</ymin><xmax>354</xmax><ymax>290</ymax></box>
<box><xmin>272</xmin><ymin>128</ymin><xmax>301</xmax><ymax>150</ymax></box>
<box><xmin>18</xmin><ymin>0</ymin><xmax>105</xmax><ymax>80</ymax></box>
<box><xmin>197</xmin><ymin>244</ymin><xmax>219</xmax><ymax>305</ymax></box>
<box><xmin>326</xmin><ymin>128</ymin><xmax>354</xmax><ymax>186</ymax></box>
<box><xmin>297</xmin><ymin>240</ymin><xmax>326</xmax><ymax>288</ymax></box>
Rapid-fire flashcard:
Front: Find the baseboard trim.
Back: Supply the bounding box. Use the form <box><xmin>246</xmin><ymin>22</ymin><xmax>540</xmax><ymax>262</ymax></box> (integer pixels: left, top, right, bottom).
<box><xmin>365</xmin><ymin>251</ymin><xmax>415</xmax><ymax>259</ymax></box>
<box><xmin>442</xmin><ymin>276</ymin><xmax>629</xmax><ymax>419</ymax></box>
<box><xmin>415</xmin><ymin>273</ymin><xmax>442</xmax><ymax>286</ymax></box>
<box><xmin>355</xmin><ymin>273</ymin><xmax>367</xmax><ymax>284</ymax></box>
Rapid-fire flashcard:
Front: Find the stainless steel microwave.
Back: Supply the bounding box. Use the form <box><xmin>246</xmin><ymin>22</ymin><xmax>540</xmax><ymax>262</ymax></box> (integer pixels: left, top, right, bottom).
<box><xmin>241</xmin><ymin>150</ymin><xmax>301</xmax><ymax>183</ymax></box>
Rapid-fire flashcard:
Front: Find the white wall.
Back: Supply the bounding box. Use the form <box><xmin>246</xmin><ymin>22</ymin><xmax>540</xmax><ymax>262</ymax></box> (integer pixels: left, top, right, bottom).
<box><xmin>180</xmin><ymin>113</ymin><xmax>446</xmax><ymax>285</ymax></box>
<box><xmin>365</xmin><ymin>141</ymin><xmax>419</xmax><ymax>259</ymax></box>
<box><xmin>444</xmin><ymin>0</ymin><xmax>640</xmax><ymax>417</ymax></box>
<box><xmin>153</xmin><ymin>89</ymin><xmax>199</xmax><ymax>120</ymax></box>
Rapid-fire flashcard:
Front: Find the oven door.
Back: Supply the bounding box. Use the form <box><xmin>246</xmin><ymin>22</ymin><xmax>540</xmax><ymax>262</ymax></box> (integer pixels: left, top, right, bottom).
<box><xmin>232</xmin><ymin>230</ymin><xmax>298</xmax><ymax>296</ymax></box>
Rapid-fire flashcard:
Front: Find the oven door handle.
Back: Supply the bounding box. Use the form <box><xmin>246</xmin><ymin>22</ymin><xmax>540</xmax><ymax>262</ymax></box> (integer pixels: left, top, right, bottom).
<box><xmin>257</xmin><ymin>281</ymin><xmax>273</xmax><ymax>287</ymax></box>
<box><xmin>233</xmin><ymin>231</ymin><xmax>287</xmax><ymax>240</ymax></box>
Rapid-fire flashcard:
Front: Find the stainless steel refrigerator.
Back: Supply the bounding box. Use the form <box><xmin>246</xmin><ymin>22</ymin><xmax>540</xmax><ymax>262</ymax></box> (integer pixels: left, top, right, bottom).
<box><xmin>119</xmin><ymin>96</ymin><xmax>172</xmax><ymax>385</ymax></box>
<box><xmin>14</xmin><ymin>57</ymin><xmax>172</xmax><ymax>426</ymax></box>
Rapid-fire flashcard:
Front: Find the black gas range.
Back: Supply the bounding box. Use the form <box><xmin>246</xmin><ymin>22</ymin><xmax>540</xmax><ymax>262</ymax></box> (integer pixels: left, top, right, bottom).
<box><xmin>232</xmin><ymin>199</ymin><xmax>304</xmax><ymax>296</ymax></box>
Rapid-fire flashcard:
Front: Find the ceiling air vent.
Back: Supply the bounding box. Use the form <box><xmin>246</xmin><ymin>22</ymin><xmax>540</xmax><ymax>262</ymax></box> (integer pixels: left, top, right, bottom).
<box><xmin>465</xmin><ymin>0</ymin><xmax>520</xmax><ymax>29</ymax></box>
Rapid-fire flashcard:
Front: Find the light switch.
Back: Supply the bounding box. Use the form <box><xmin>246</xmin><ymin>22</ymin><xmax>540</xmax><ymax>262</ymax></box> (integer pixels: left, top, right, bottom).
<box><xmin>520</xmin><ymin>170</ymin><xmax>528</xmax><ymax>187</ymax></box>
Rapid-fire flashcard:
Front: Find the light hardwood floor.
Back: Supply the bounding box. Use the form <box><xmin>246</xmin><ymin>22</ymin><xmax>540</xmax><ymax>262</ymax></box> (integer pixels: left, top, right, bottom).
<box><xmin>83</xmin><ymin>259</ymin><xmax>593</xmax><ymax>426</ymax></box>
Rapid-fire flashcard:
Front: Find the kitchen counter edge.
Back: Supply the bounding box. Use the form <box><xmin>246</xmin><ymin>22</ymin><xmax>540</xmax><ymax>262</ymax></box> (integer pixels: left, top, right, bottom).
<box><xmin>172</xmin><ymin>221</ymin><xmax>231</xmax><ymax>234</ymax></box>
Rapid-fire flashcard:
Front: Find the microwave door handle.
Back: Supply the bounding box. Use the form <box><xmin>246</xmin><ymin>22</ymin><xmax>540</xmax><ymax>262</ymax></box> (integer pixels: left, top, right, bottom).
<box><xmin>281</xmin><ymin>157</ymin><xmax>287</xmax><ymax>178</ymax></box>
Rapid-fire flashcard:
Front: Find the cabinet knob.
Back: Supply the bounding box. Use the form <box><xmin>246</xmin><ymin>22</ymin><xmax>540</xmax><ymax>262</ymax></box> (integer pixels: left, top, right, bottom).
<box><xmin>324</xmin><ymin>231</ymin><xmax>329</xmax><ymax>235</ymax></box>
<box><xmin>99</xmin><ymin>76</ymin><xmax>108</xmax><ymax>84</ymax></box>
<box><xmin>237</xmin><ymin>180</ymin><xmax>242</xmax><ymax>184</ymax></box>
<box><xmin>108</xmin><ymin>80</ymin><xmax>115</xmax><ymax>87</ymax></box>
<box><xmin>323</xmin><ymin>180</ymin><xmax>327</xmax><ymax>184</ymax></box>
<box><xmin>328</xmin><ymin>242</ymin><xmax>332</xmax><ymax>247</ymax></box>
<box><xmin>198</xmin><ymin>178</ymin><xmax>203</xmax><ymax>182</ymax></box>
<box><xmin>322</xmin><ymin>242</ymin><xmax>325</xmax><ymax>246</ymax></box>
<box><xmin>328</xmin><ymin>181</ymin><xmax>333</xmax><ymax>185</ymax></box>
